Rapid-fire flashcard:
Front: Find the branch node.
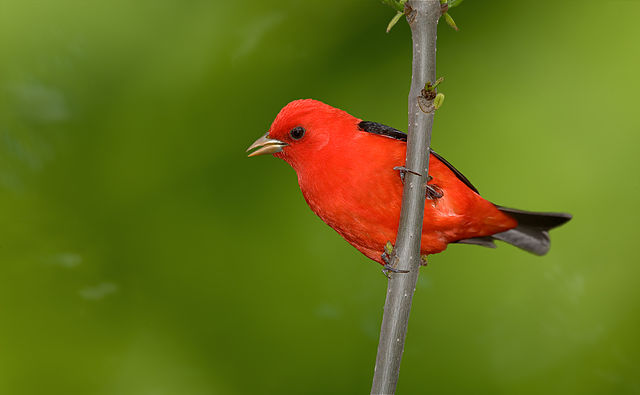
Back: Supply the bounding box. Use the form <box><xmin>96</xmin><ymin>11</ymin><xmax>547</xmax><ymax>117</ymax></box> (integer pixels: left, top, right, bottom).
<box><xmin>404</xmin><ymin>3</ymin><xmax>417</xmax><ymax>24</ymax></box>
<box><xmin>417</xmin><ymin>96</ymin><xmax>435</xmax><ymax>113</ymax></box>
<box><xmin>418</xmin><ymin>78</ymin><xmax>445</xmax><ymax>113</ymax></box>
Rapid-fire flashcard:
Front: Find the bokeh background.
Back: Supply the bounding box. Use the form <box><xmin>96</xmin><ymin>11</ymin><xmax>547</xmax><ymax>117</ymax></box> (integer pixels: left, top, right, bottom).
<box><xmin>1</xmin><ymin>0</ymin><xmax>639</xmax><ymax>394</ymax></box>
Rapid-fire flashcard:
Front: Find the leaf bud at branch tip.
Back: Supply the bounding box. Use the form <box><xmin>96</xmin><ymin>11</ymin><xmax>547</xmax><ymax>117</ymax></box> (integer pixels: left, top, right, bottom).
<box><xmin>444</xmin><ymin>12</ymin><xmax>459</xmax><ymax>31</ymax></box>
<box><xmin>385</xmin><ymin>241</ymin><xmax>394</xmax><ymax>256</ymax></box>
<box><xmin>433</xmin><ymin>93</ymin><xmax>445</xmax><ymax>110</ymax></box>
<box><xmin>382</xmin><ymin>0</ymin><xmax>408</xmax><ymax>32</ymax></box>
<box><xmin>386</xmin><ymin>11</ymin><xmax>404</xmax><ymax>33</ymax></box>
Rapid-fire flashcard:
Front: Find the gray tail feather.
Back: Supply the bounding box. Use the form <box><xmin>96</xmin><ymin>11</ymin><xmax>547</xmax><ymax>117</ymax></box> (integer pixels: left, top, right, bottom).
<box><xmin>455</xmin><ymin>206</ymin><xmax>572</xmax><ymax>256</ymax></box>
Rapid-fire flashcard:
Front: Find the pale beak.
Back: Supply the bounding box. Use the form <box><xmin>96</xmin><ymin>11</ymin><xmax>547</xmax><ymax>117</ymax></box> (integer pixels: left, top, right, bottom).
<box><xmin>246</xmin><ymin>133</ymin><xmax>287</xmax><ymax>157</ymax></box>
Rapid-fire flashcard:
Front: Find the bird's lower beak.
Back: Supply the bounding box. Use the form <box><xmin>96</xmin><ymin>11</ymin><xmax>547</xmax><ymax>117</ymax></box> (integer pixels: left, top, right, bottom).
<box><xmin>246</xmin><ymin>133</ymin><xmax>287</xmax><ymax>157</ymax></box>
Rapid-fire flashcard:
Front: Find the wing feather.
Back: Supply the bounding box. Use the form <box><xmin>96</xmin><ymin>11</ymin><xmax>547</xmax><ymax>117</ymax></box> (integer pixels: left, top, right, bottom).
<box><xmin>358</xmin><ymin>120</ymin><xmax>479</xmax><ymax>194</ymax></box>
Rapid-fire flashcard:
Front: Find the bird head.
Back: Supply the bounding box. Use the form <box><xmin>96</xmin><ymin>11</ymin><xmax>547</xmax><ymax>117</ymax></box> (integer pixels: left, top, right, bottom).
<box><xmin>246</xmin><ymin>99</ymin><xmax>358</xmax><ymax>171</ymax></box>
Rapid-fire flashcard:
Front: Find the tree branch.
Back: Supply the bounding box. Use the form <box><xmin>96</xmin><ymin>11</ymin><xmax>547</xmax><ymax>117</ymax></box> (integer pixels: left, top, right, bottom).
<box><xmin>371</xmin><ymin>1</ymin><xmax>440</xmax><ymax>394</ymax></box>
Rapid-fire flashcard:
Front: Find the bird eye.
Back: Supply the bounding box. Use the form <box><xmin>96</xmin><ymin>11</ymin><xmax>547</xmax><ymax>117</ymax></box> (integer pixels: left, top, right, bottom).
<box><xmin>289</xmin><ymin>126</ymin><xmax>305</xmax><ymax>140</ymax></box>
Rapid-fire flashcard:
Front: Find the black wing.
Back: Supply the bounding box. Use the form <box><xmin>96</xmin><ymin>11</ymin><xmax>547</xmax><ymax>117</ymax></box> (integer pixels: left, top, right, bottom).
<box><xmin>357</xmin><ymin>121</ymin><xmax>408</xmax><ymax>141</ymax></box>
<box><xmin>357</xmin><ymin>120</ymin><xmax>479</xmax><ymax>194</ymax></box>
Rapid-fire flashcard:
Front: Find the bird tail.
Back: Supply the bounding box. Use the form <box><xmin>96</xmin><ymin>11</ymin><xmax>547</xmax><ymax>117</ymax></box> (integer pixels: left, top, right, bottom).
<box><xmin>490</xmin><ymin>206</ymin><xmax>572</xmax><ymax>256</ymax></box>
<box><xmin>455</xmin><ymin>206</ymin><xmax>571</xmax><ymax>255</ymax></box>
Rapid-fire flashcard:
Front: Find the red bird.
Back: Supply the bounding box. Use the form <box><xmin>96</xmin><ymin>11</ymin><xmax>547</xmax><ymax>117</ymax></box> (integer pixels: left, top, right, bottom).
<box><xmin>247</xmin><ymin>99</ymin><xmax>571</xmax><ymax>265</ymax></box>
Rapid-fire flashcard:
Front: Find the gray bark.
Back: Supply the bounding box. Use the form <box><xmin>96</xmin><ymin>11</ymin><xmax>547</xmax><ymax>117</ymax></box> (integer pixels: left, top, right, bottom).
<box><xmin>371</xmin><ymin>1</ymin><xmax>440</xmax><ymax>394</ymax></box>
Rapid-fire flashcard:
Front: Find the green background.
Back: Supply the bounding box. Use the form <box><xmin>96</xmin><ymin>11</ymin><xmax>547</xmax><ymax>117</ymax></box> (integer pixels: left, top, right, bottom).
<box><xmin>1</xmin><ymin>0</ymin><xmax>639</xmax><ymax>394</ymax></box>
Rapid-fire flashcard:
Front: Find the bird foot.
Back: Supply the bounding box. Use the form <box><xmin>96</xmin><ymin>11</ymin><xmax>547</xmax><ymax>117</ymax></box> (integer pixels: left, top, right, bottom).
<box><xmin>426</xmin><ymin>184</ymin><xmax>444</xmax><ymax>200</ymax></box>
<box><xmin>394</xmin><ymin>168</ymin><xmax>442</xmax><ymax>200</ymax></box>
<box><xmin>420</xmin><ymin>255</ymin><xmax>429</xmax><ymax>267</ymax></box>
<box><xmin>393</xmin><ymin>166</ymin><xmax>422</xmax><ymax>184</ymax></box>
<box><xmin>424</xmin><ymin>175</ymin><xmax>444</xmax><ymax>200</ymax></box>
<box><xmin>381</xmin><ymin>241</ymin><xmax>410</xmax><ymax>278</ymax></box>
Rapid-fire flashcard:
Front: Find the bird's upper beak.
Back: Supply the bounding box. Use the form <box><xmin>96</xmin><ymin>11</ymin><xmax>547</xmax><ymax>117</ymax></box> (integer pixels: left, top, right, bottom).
<box><xmin>246</xmin><ymin>133</ymin><xmax>287</xmax><ymax>157</ymax></box>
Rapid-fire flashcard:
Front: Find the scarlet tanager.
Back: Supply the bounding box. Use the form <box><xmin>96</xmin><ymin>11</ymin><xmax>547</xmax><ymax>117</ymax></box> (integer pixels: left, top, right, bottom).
<box><xmin>247</xmin><ymin>99</ymin><xmax>571</xmax><ymax>265</ymax></box>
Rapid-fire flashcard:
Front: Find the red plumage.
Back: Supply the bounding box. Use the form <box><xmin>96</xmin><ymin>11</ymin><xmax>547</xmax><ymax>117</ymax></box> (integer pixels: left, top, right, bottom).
<box><xmin>248</xmin><ymin>99</ymin><xmax>570</xmax><ymax>265</ymax></box>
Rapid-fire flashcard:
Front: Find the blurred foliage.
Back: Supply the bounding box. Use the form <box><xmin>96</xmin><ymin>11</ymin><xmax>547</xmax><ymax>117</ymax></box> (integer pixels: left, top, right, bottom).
<box><xmin>1</xmin><ymin>0</ymin><xmax>639</xmax><ymax>394</ymax></box>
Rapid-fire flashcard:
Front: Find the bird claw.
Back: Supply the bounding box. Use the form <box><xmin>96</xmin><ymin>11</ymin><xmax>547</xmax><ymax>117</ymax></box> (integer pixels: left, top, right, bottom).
<box><xmin>394</xmin><ymin>167</ymin><xmax>442</xmax><ymax>200</ymax></box>
<box><xmin>393</xmin><ymin>166</ymin><xmax>422</xmax><ymax>184</ymax></box>
<box><xmin>426</xmin><ymin>184</ymin><xmax>444</xmax><ymax>200</ymax></box>
<box><xmin>424</xmin><ymin>175</ymin><xmax>444</xmax><ymax>200</ymax></box>
<box><xmin>382</xmin><ymin>263</ymin><xmax>410</xmax><ymax>278</ymax></box>
<box><xmin>420</xmin><ymin>255</ymin><xmax>429</xmax><ymax>267</ymax></box>
<box><xmin>380</xmin><ymin>241</ymin><xmax>410</xmax><ymax>278</ymax></box>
